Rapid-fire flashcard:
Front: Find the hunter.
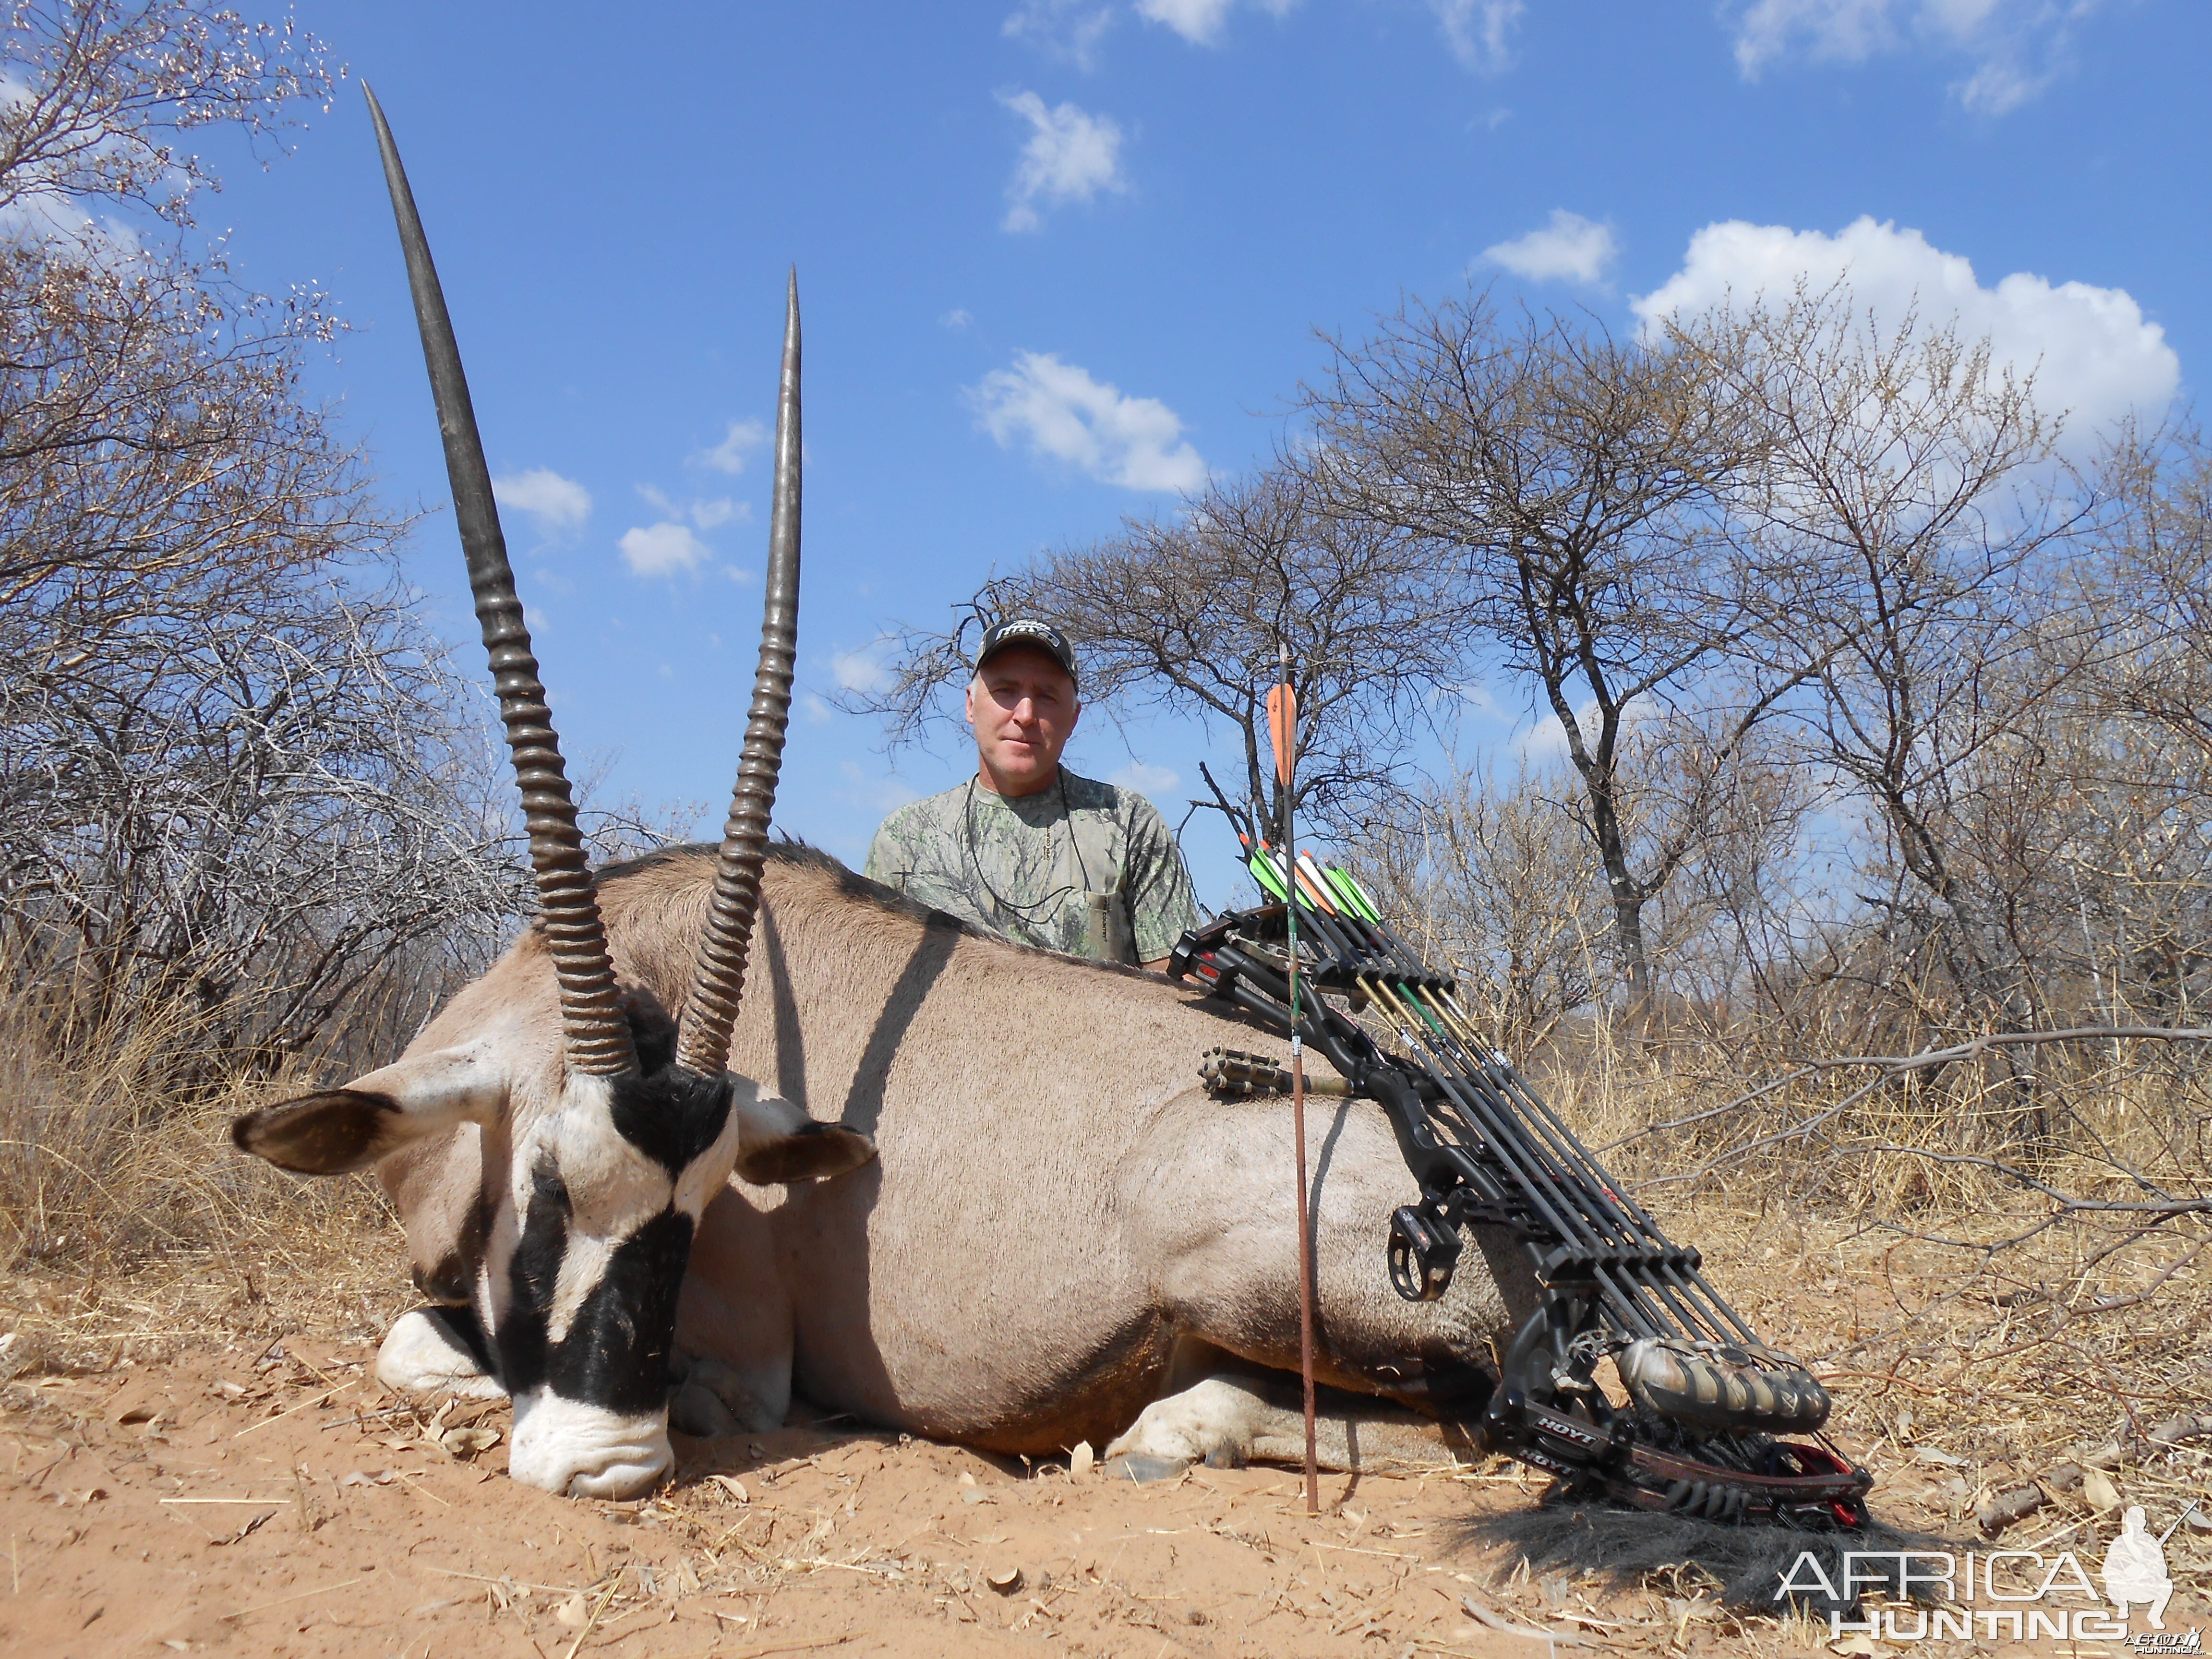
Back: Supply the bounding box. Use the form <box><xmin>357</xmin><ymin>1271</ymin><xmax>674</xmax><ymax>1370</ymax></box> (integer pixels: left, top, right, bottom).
<box><xmin>864</xmin><ymin>618</ymin><xmax>1202</xmax><ymax>971</ymax></box>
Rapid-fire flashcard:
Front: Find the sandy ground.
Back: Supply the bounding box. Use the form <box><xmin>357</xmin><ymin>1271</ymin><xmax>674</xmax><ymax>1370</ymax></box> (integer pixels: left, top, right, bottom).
<box><xmin>2</xmin><ymin>1210</ymin><xmax>2206</xmax><ymax>1659</ymax></box>
<box><xmin>0</xmin><ymin>1328</ymin><xmax>1822</xmax><ymax>1659</ymax></box>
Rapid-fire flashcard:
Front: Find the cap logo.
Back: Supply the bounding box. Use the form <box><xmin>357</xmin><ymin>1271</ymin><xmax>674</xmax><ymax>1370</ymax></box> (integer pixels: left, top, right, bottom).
<box><xmin>975</xmin><ymin>617</ymin><xmax>1078</xmax><ymax>684</ymax></box>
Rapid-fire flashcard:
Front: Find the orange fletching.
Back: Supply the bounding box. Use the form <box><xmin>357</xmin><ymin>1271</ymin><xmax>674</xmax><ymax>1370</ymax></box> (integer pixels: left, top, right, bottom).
<box><xmin>1266</xmin><ymin>682</ymin><xmax>1298</xmax><ymax>785</ymax></box>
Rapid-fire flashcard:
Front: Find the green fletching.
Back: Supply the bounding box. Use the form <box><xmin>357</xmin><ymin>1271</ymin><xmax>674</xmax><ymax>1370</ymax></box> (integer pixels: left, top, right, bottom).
<box><xmin>1248</xmin><ymin>849</ymin><xmax>1291</xmax><ymax>903</ymax></box>
<box><xmin>1341</xmin><ymin>868</ymin><xmax>1384</xmax><ymax>924</ymax></box>
<box><xmin>1321</xmin><ymin>863</ymin><xmax>1364</xmax><ymax>916</ymax></box>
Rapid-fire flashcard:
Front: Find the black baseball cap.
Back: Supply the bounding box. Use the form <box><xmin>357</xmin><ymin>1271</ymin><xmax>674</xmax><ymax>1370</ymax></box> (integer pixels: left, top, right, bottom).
<box><xmin>974</xmin><ymin>617</ymin><xmax>1079</xmax><ymax>685</ymax></box>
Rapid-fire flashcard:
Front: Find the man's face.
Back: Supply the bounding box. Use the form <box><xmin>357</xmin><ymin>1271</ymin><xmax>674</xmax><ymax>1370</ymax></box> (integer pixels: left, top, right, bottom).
<box><xmin>966</xmin><ymin>644</ymin><xmax>1079</xmax><ymax>796</ymax></box>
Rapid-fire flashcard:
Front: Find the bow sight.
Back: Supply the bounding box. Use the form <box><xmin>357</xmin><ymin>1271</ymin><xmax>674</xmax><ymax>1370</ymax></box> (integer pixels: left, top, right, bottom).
<box><xmin>1168</xmin><ymin>815</ymin><xmax>1871</xmax><ymax>1528</ymax></box>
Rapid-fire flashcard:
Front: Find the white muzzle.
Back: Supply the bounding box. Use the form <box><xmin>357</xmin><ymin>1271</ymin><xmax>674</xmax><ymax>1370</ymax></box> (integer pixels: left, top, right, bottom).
<box><xmin>507</xmin><ymin>1388</ymin><xmax>672</xmax><ymax>1498</ymax></box>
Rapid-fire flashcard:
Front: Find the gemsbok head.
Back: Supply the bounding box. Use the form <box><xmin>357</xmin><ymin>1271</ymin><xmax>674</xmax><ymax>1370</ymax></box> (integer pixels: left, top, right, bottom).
<box><xmin>228</xmin><ymin>87</ymin><xmax>872</xmax><ymax>1497</ymax></box>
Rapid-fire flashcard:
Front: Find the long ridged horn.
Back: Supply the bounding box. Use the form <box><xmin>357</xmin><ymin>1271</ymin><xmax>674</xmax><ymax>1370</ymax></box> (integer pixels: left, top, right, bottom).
<box><xmin>364</xmin><ymin>84</ymin><xmax>636</xmax><ymax>1079</ymax></box>
<box><xmin>674</xmin><ymin>270</ymin><xmax>802</xmax><ymax>1079</ymax></box>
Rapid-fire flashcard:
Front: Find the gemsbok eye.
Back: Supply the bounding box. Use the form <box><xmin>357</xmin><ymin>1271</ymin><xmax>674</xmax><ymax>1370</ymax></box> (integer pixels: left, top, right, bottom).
<box><xmin>529</xmin><ymin>1169</ymin><xmax>569</xmax><ymax>1214</ymax></box>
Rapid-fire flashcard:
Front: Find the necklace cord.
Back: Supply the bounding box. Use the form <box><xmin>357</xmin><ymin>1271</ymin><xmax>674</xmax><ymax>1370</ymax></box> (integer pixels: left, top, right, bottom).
<box><xmin>962</xmin><ymin>771</ymin><xmax>1099</xmax><ymax>944</ymax></box>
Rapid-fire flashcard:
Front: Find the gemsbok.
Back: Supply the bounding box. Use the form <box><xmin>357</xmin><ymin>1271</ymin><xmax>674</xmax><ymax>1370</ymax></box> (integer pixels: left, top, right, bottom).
<box><xmin>233</xmin><ymin>90</ymin><xmax>1528</xmax><ymax>1497</ymax></box>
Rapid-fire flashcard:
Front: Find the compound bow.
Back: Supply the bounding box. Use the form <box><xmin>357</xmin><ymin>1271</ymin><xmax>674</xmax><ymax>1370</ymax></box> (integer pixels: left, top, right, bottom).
<box><xmin>1170</xmin><ymin>769</ymin><xmax>1870</xmax><ymax>1528</ymax></box>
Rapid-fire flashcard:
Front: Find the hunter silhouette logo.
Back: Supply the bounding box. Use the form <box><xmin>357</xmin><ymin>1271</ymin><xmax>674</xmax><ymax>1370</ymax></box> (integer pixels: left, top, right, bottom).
<box><xmin>2105</xmin><ymin>1505</ymin><xmax>2179</xmax><ymax>1629</ymax></box>
<box><xmin>1778</xmin><ymin>1498</ymin><xmax>2204</xmax><ymax>1647</ymax></box>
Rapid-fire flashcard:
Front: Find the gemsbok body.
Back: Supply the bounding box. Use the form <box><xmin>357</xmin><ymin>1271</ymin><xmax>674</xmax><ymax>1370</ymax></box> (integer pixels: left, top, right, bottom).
<box><xmin>363</xmin><ymin>842</ymin><xmax>1535</xmax><ymax>1488</ymax></box>
<box><xmin>234</xmin><ymin>90</ymin><xmax>1528</xmax><ymax>1498</ymax></box>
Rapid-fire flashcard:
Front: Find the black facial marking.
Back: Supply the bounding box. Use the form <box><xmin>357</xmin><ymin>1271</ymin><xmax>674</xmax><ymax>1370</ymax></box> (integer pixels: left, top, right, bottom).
<box><xmin>488</xmin><ymin>1060</ymin><xmax>723</xmax><ymax>1412</ymax></box>
<box><xmin>230</xmin><ymin>1089</ymin><xmax>402</xmax><ymax>1175</ymax></box>
<box><xmin>619</xmin><ymin>986</ymin><xmax>678</xmax><ymax>1075</ymax></box>
<box><xmin>542</xmin><ymin>1208</ymin><xmax>697</xmax><ymax>1416</ymax></box>
<box><xmin>414</xmin><ymin>1190</ymin><xmax>491</xmax><ymax>1305</ymax></box>
<box><xmin>412</xmin><ymin>1302</ymin><xmax>497</xmax><ymax>1376</ymax></box>
<box><xmin>496</xmin><ymin>1158</ymin><xmax>571</xmax><ymax>1396</ymax></box>
<box><xmin>607</xmin><ymin>1066</ymin><xmax>732</xmax><ymax>1177</ymax></box>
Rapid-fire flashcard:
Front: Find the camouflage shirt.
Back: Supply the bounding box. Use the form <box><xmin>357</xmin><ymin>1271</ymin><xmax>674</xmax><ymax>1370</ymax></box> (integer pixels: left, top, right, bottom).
<box><xmin>863</xmin><ymin>769</ymin><xmax>1203</xmax><ymax>965</ymax></box>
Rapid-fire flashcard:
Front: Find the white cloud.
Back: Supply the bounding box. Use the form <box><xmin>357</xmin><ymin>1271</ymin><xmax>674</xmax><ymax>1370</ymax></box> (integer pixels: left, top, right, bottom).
<box><xmin>641</xmin><ymin>482</ymin><xmax>748</xmax><ymax>531</ymax></box>
<box><xmin>699</xmin><ymin>419</ymin><xmax>768</xmax><ymax>475</ymax></box>
<box><xmin>1453</xmin><ymin>678</ymin><xmax>1511</xmax><ymax>721</ymax></box>
<box><xmin>1515</xmin><ymin>697</ymin><xmax>1651</xmax><ymax>761</ymax></box>
<box><xmin>492</xmin><ymin>468</ymin><xmax>593</xmax><ymax>537</ymax></box>
<box><xmin>1429</xmin><ymin>0</ymin><xmax>1525</xmax><ymax>72</ymax></box>
<box><xmin>970</xmin><ymin>351</ymin><xmax>1206</xmax><ymax>493</ymax></box>
<box><xmin>1726</xmin><ymin>0</ymin><xmax>2107</xmax><ymax>114</ymax></box>
<box><xmin>1003</xmin><ymin>0</ymin><xmax>1118</xmax><ymax>69</ymax></box>
<box><xmin>1732</xmin><ymin>0</ymin><xmax>1893</xmax><ymax>70</ymax></box>
<box><xmin>830</xmin><ymin>645</ymin><xmax>891</xmax><ymax>695</ymax></box>
<box><xmin>1515</xmin><ymin>714</ymin><xmax>1573</xmax><ymax>761</ymax></box>
<box><xmin>999</xmin><ymin>91</ymin><xmax>1128</xmax><ymax>234</ymax></box>
<box><xmin>0</xmin><ymin>191</ymin><xmax>141</xmax><ymax>260</ymax></box>
<box><xmin>1482</xmin><ymin>209</ymin><xmax>1618</xmax><ymax>285</ymax></box>
<box><xmin>1631</xmin><ymin>217</ymin><xmax>2180</xmax><ymax>441</ymax></box>
<box><xmin>802</xmin><ymin>692</ymin><xmax>834</xmax><ymax>724</ymax></box>
<box><xmin>1004</xmin><ymin>0</ymin><xmax>1301</xmax><ymax>63</ymax></box>
<box><xmin>0</xmin><ymin>73</ymin><xmax>146</xmax><ymax>261</ymax></box>
<box><xmin>724</xmin><ymin>564</ymin><xmax>756</xmax><ymax>584</ymax></box>
<box><xmin>618</xmin><ymin>521</ymin><xmax>712</xmax><ymax>577</ymax></box>
<box><xmin>1135</xmin><ymin>0</ymin><xmax>1236</xmax><ymax>45</ymax></box>
<box><xmin>1110</xmin><ymin>759</ymin><xmax>1182</xmax><ymax>800</ymax></box>
<box><xmin>940</xmin><ymin>308</ymin><xmax>974</xmax><ymax>330</ymax></box>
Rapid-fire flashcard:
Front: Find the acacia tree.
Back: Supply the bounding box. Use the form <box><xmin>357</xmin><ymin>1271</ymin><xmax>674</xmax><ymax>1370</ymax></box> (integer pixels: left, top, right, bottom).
<box><xmin>1298</xmin><ymin>291</ymin><xmax>1792</xmax><ymax>1014</ymax></box>
<box><xmin>846</xmin><ymin>460</ymin><xmax>1473</xmax><ymax>844</ymax></box>
<box><xmin>1671</xmin><ymin>286</ymin><xmax>2070</xmax><ymax>1049</ymax></box>
<box><xmin>2087</xmin><ymin>421</ymin><xmax>2212</xmax><ymax>762</ymax></box>
<box><xmin>2056</xmin><ymin>423</ymin><xmax>2212</xmax><ymax>1025</ymax></box>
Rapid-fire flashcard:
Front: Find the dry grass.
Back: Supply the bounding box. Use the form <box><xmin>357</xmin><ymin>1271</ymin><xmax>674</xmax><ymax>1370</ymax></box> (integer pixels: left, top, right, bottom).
<box><xmin>0</xmin><ymin>982</ymin><xmax>398</xmax><ymax>1309</ymax></box>
<box><xmin>1</xmin><ymin>977</ymin><xmax>2205</xmax><ymax>1571</ymax></box>
<box><xmin>1526</xmin><ymin>1025</ymin><xmax>2212</xmax><ymax>1530</ymax></box>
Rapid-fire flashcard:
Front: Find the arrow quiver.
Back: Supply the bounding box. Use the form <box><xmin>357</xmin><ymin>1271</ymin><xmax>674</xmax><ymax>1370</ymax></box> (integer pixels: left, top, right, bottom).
<box><xmin>1169</xmin><ymin>848</ymin><xmax>1870</xmax><ymax>1529</ymax></box>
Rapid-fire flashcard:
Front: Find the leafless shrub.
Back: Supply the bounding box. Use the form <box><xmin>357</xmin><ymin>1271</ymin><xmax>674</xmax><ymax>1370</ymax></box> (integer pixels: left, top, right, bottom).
<box><xmin>1355</xmin><ymin>756</ymin><xmax>1609</xmax><ymax>1049</ymax></box>
<box><xmin>0</xmin><ymin>3</ymin><xmax>528</xmax><ymax>1179</ymax></box>
<box><xmin>0</xmin><ymin>936</ymin><xmax>401</xmax><ymax>1270</ymax></box>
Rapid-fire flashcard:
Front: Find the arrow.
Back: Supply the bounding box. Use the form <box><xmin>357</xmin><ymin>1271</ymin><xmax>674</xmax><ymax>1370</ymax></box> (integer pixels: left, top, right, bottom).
<box><xmin>1268</xmin><ymin>649</ymin><xmax>1319</xmax><ymax>1517</ymax></box>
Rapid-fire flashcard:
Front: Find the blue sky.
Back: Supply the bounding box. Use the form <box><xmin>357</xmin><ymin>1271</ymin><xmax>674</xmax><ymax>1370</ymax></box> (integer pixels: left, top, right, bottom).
<box><xmin>203</xmin><ymin>0</ymin><xmax>2202</xmax><ymax>906</ymax></box>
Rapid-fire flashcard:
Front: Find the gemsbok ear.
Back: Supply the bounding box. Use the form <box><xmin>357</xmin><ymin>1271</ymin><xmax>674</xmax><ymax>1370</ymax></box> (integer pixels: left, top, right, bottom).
<box><xmin>731</xmin><ymin>1092</ymin><xmax>877</xmax><ymax>1185</ymax></box>
<box><xmin>231</xmin><ymin>1041</ymin><xmax>509</xmax><ymax>1176</ymax></box>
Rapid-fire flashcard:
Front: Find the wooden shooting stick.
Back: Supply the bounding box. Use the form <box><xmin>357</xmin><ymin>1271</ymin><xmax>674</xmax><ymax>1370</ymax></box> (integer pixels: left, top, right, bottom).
<box><xmin>1268</xmin><ymin>647</ymin><xmax>1320</xmax><ymax>1515</ymax></box>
